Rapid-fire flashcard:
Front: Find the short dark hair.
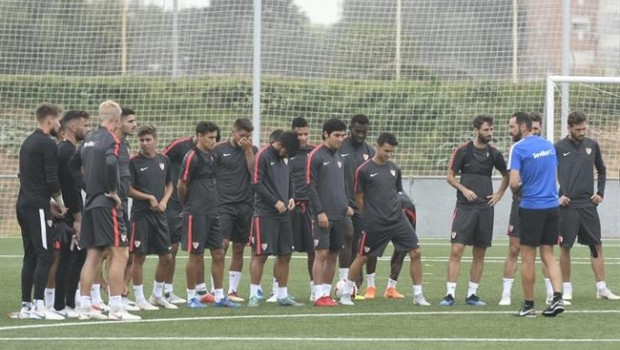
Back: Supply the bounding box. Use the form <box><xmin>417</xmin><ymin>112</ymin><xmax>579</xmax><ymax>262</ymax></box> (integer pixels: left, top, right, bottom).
<box><xmin>35</xmin><ymin>103</ymin><xmax>62</xmax><ymax>122</ymax></box>
<box><xmin>567</xmin><ymin>111</ymin><xmax>587</xmax><ymax>127</ymax></box>
<box><xmin>137</xmin><ymin>124</ymin><xmax>157</xmax><ymax>138</ymax></box>
<box><xmin>269</xmin><ymin>129</ymin><xmax>284</xmax><ymax>143</ymax></box>
<box><xmin>277</xmin><ymin>131</ymin><xmax>300</xmax><ymax>158</ymax></box>
<box><xmin>529</xmin><ymin>112</ymin><xmax>542</xmax><ymax>125</ymax></box>
<box><xmin>60</xmin><ymin>110</ymin><xmax>89</xmax><ymax>130</ymax></box>
<box><xmin>377</xmin><ymin>132</ymin><xmax>398</xmax><ymax>146</ymax></box>
<box><xmin>513</xmin><ymin>111</ymin><xmax>532</xmax><ymax>130</ymax></box>
<box><xmin>196</xmin><ymin>121</ymin><xmax>220</xmax><ymax>136</ymax></box>
<box><xmin>233</xmin><ymin>118</ymin><xmax>254</xmax><ymax>133</ymax></box>
<box><xmin>322</xmin><ymin>118</ymin><xmax>347</xmax><ymax>139</ymax></box>
<box><xmin>473</xmin><ymin>115</ymin><xmax>493</xmax><ymax>129</ymax></box>
<box><xmin>121</xmin><ymin>108</ymin><xmax>135</xmax><ymax>117</ymax></box>
<box><xmin>350</xmin><ymin>114</ymin><xmax>369</xmax><ymax>128</ymax></box>
<box><xmin>291</xmin><ymin>117</ymin><xmax>308</xmax><ymax>129</ymax></box>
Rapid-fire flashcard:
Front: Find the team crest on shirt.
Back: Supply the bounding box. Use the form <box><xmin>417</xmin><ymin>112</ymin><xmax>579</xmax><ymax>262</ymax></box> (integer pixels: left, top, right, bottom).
<box><xmin>261</xmin><ymin>243</ymin><xmax>268</xmax><ymax>250</ymax></box>
<box><xmin>364</xmin><ymin>246</ymin><xmax>370</xmax><ymax>253</ymax></box>
<box><xmin>314</xmin><ymin>239</ymin><xmax>319</xmax><ymax>247</ymax></box>
<box><xmin>337</xmin><ymin>161</ymin><xmax>342</xmax><ymax>168</ymax></box>
<box><xmin>192</xmin><ymin>242</ymin><xmax>199</xmax><ymax>249</ymax></box>
<box><xmin>134</xmin><ymin>241</ymin><xmax>141</xmax><ymax>248</ymax></box>
<box><xmin>363</xmin><ymin>154</ymin><xmax>369</xmax><ymax>160</ymax></box>
<box><xmin>585</xmin><ymin>148</ymin><xmax>592</xmax><ymax>155</ymax></box>
<box><xmin>121</xmin><ymin>234</ymin><xmax>127</xmax><ymax>242</ymax></box>
<box><xmin>159</xmin><ymin>162</ymin><xmax>165</xmax><ymax>170</ymax></box>
<box><xmin>390</xmin><ymin>170</ymin><xmax>396</xmax><ymax>177</ymax></box>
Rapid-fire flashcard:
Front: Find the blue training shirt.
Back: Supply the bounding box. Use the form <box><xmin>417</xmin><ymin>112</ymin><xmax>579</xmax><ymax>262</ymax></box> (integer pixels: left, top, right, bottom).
<box><xmin>508</xmin><ymin>135</ymin><xmax>559</xmax><ymax>210</ymax></box>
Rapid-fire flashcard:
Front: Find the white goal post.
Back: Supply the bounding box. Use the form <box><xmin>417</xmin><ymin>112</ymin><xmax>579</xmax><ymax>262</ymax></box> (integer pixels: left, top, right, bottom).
<box><xmin>545</xmin><ymin>75</ymin><xmax>620</xmax><ymax>142</ymax></box>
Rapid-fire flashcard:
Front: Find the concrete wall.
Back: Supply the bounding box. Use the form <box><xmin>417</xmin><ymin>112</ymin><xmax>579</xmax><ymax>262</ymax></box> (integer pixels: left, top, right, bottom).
<box><xmin>403</xmin><ymin>177</ymin><xmax>619</xmax><ymax>239</ymax></box>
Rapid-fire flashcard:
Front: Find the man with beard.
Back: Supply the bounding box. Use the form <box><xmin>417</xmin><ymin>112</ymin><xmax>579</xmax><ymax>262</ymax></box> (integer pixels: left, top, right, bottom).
<box><xmin>555</xmin><ymin>111</ymin><xmax>619</xmax><ymax>302</ymax></box>
<box><xmin>508</xmin><ymin>112</ymin><xmax>564</xmax><ymax>317</ymax></box>
<box><xmin>440</xmin><ymin>115</ymin><xmax>508</xmax><ymax>307</ymax></box>
<box><xmin>15</xmin><ymin>103</ymin><xmax>66</xmax><ymax>320</ymax></box>
<box><xmin>52</xmin><ymin>111</ymin><xmax>90</xmax><ymax>317</ymax></box>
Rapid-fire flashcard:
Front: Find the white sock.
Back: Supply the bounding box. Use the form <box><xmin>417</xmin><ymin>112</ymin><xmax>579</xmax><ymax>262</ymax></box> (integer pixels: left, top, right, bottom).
<box><xmin>187</xmin><ymin>289</ymin><xmax>196</xmax><ymax>301</ymax></box>
<box><xmin>91</xmin><ymin>284</ymin><xmax>102</xmax><ymax>305</ymax></box>
<box><xmin>563</xmin><ymin>282</ymin><xmax>573</xmax><ymax>295</ymax></box>
<box><xmin>75</xmin><ymin>290</ymin><xmax>81</xmax><ymax>306</ymax></box>
<box><xmin>133</xmin><ymin>285</ymin><xmax>145</xmax><ymax>302</ymax></box>
<box><xmin>544</xmin><ymin>278</ymin><xmax>554</xmax><ymax>298</ymax></box>
<box><xmin>344</xmin><ymin>279</ymin><xmax>356</xmax><ymax>295</ymax></box>
<box><xmin>467</xmin><ymin>281</ymin><xmax>479</xmax><ymax>298</ymax></box>
<box><xmin>447</xmin><ymin>282</ymin><xmax>457</xmax><ymax>297</ymax></box>
<box><xmin>323</xmin><ymin>283</ymin><xmax>332</xmax><ymax>297</ymax></box>
<box><xmin>387</xmin><ymin>278</ymin><xmax>398</xmax><ymax>289</ymax></box>
<box><xmin>196</xmin><ymin>283</ymin><xmax>207</xmax><ymax>293</ymax></box>
<box><xmin>210</xmin><ymin>275</ymin><xmax>215</xmax><ymax>293</ymax></box>
<box><xmin>272</xmin><ymin>277</ymin><xmax>279</xmax><ymax>293</ymax></box>
<box><xmin>413</xmin><ymin>284</ymin><xmax>423</xmax><ymax>296</ymax></box>
<box><xmin>367</xmin><ymin>273</ymin><xmax>376</xmax><ymax>288</ymax></box>
<box><xmin>164</xmin><ymin>283</ymin><xmax>174</xmax><ymax>293</ymax></box>
<box><xmin>596</xmin><ymin>281</ymin><xmax>607</xmax><ymax>292</ymax></box>
<box><xmin>313</xmin><ymin>284</ymin><xmax>324</xmax><ymax>298</ymax></box>
<box><xmin>502</xmin><ymin>278</ymin><xmax>514</xmax><ymax>296</ymax></box>
<box><xmin>229</xmin><ymin>271</ymin><xmax>242</xmax><ymax>294</ymax></box>
<box><xmin>214</xmin><ymin>288</ymin><xmax>224</xmax><ymax>303</ymax></box>
<box><xmin>153</xmin><ymin>281</ymin><xmax>164</xmax><ymax>298</ymax></box>
<box><xmin>109</xmin><ymin>295</ymin><xmax>122</xmax><ymax>313</ymax></box>
<box><xmin>44</xmin><ymin>288</ymin><xmax>55</xmax><ymax>309</ymax></box>
<box><xmin>277</xmin><ymin>287</ymin><xmax>288</xmax><ymax>299</ymax></box>
<box><xmin>309</xmin><ymin>280</ymin><xmax>314</xmax><ymax>292</ymax></box>
<box><xmin>250</xmin><ymin>284</ymin><xmax>261</xmax><ymax>298</ymax></box>
<box><xmin>34</xmin><ymin>299</ymin><xmax>45</xmax><ymax>311</ymax></box>
<box><xmin>80</xmin><ymin>296</ymin><xmax>92</xmax><ymax>312</ymax></box>
<box><xmin>338</xmin><ymin>268</ymin><xmax>349</xmax><ymax>281</ymax></box>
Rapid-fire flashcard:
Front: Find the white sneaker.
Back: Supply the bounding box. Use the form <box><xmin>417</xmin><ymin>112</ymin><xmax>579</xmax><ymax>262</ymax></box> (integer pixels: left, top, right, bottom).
<box><xmin>121</xmin><ymin>296</ymin><xmax>137</xmax><ymax>307</ymax></box>
<box><xmin>29</xmin><ymin>308</ymin><xmax>65</xmax><ymax>320</ymax></box>
<box><xmin>339</xmin><ymin>294</ymin><xmax>355</xmax><ymax>306</ymax></box>
<box><xmin>109</xmin><ymin>310</ymin><xmax>142</xmax><ymax>321</ymax></box>
<box><xmin>13</xmin><ymin>308</ymin><xmax>31</xmax><ymax>319</ymax></box>
<box><xmin>563</xmin><ymin>291</ymin><xmax>572</xmax><ymax>300</ymax></box>
<box><xmin>92</xmin><ymin>302</ymin><xmax>110</xmax><ymax>313</ymax></box>
<box><xmin>309</xmin><ymin>290</ymin><xmax>316</xmax><ymax>302</ymax></box>
<box><xmin>414</xmin><ymin>294</ymin><xmax>431</xmax><ymax>306</ymax></box>
<box><xmin>597</xmin><ymin>289</ymin><xmax>620</xmax><ymax>300</ymax></box>
<box><xmin>498</xmin><ymin>295</ymin><xmax>511</xmax><ymax>306</ymax></box>
<box><xmin>78</xmin><ymin>307</ymin><xmax>108</xmax><ymax>320</ymax></box>
<box><xmin>63</xmin><ymin>307</ymin><xmax>80</xmax><ymax>318</ymax></box>
<box><xmin>136</xmin><ymin>299</ymin><xmax>159</xmax><ymax>310</ymax></box>
<box><xmin>266</xmin><ymin>293</ymin><xmax>278</xmax><ymax>303</ymax></box>
<box><xmin>149</xmin><ymin>295</ymin><xmax>178</xmax><ymax>309</ymax></box>
<box><xmin>123</xmin><ymin>303</ymin><xmax>140</xmax><ymax>311</ymax></box>
<box><xmin>165</xmin><ymin>292</ymin><xmax>186</xmax><ymax>304</ymax></box>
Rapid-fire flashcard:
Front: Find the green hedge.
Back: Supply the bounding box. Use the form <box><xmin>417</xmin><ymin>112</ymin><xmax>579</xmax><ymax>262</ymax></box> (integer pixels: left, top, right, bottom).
<box><xmin>0</xmin><ymin>75</ymin><xmax>617</xmax><ymax>176</ymax></box>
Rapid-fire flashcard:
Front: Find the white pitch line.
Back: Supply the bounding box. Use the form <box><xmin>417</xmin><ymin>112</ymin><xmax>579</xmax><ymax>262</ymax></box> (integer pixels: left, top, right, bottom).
<box><xmin>1</xmin><ymin>310</ymin><xmax>620</xmax><ymax>333</ymax></box>
<box><xmin>1</xmin><ymin>336</ymin><xmax>620</xmax><ymax>343</ymax></box>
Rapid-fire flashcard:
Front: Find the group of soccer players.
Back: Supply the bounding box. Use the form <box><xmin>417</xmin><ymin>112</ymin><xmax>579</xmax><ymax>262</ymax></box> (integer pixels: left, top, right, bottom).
<box><xmin>14</xmin><ymin>100</ymin><xmax>616</xmax><ymax>320</ymax></box>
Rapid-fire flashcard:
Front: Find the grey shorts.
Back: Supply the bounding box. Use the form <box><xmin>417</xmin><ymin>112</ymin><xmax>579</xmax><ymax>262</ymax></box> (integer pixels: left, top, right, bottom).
<box><xmin>450</xmin><ymin>206</ymin><xmax>493</xmax><ymax>247</ymax></box>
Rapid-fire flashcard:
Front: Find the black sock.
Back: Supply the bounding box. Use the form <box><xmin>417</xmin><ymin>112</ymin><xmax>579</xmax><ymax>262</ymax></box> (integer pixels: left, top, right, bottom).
<box><xmin>553</xmin><ymin>292</ymin><xmax>562</xmax><ymax>302</ymax></box>
<box><xmin>524</xmin><ymin>300</ymin><xmax>534</xmax><ymax>308</ymax></box>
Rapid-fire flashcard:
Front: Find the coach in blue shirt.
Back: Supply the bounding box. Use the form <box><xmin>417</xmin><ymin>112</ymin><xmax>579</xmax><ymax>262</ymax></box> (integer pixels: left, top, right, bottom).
<box><xmin>508</xmin><ymin>112</ymin><xmax>565</xmax><ymax>318</ymax></box>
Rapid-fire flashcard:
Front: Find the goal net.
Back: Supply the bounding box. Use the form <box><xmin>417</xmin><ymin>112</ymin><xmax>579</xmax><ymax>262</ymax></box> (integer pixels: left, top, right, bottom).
<box><xmin>0</xmin><ymin>0</ymin><xmax>617</xmax><ymax>235</ymax></box>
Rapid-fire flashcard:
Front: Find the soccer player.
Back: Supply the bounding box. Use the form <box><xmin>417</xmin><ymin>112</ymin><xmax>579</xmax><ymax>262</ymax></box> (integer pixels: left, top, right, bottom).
<box><xmin>161</xmin><ymin>135</ymin><xmax>196</xmax><ymax>304</ymax></box>
<box><xmin>71</xmin><ymin>100</ymin><xmax>140</xmax><ymax>320</ymax></box>
<box><xmin>212</xmin><ymin>118</ymin><xmax>258</xmax><ymax>302</ymax></box>
<box><xmin>508</xmin><ymin>112</ymin><xmax>565</xmax><ymax>317</ymax></box>
<box><xmin>247</xmin><ymin>131</ymin><xmax>302</xmax><ymax>307</ymax></box>
<box><xmin>339</xmin><ymin>114</ymin><xmax>376</xmax><ymax>299</ymax></box>
<box><xmin>307</xmin><ymin>118</ymin><xmax>354</xmax><ymax>307</ymax></box>
<box><xmin>340</xmin><ymin>132</ymin><xmax>429</xmax><ymax>306</ymax></box>
<box><xmin>178</xmin><ymin>122</ymin><xmax>240</xmax><ymax>309</ymax></box>
<box><xmin>440</xmin><ymin>115</ymin><xmax>508</xmax><ymax>306</ymax></box>
<box><xmin>52</xmin><ymin>110</ymin><xmax>90</xmax><ymax>318</ymax></box>
<box><xmin>15</xmin><ymin>103</ymin><xmax>66</xmax><ymax>320</ymax></box>
<box><xmin>499</xmin><ymin>112</ymin><xmax>555</xmax><ymax>306</ymax></box>
<box><xmin>128</xmin><ymin>125</ymin><xmax>177</xmax><ymax>310</ymax></box>
<box><xmin>118</xmin><ymin>108</ymin><xmax>138</xmax><ymax>310</ymax></box>
<box><xmin>556</xmin><ymin>111</ymin><xmax>619</xmax><ymax>301</ymax></box>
